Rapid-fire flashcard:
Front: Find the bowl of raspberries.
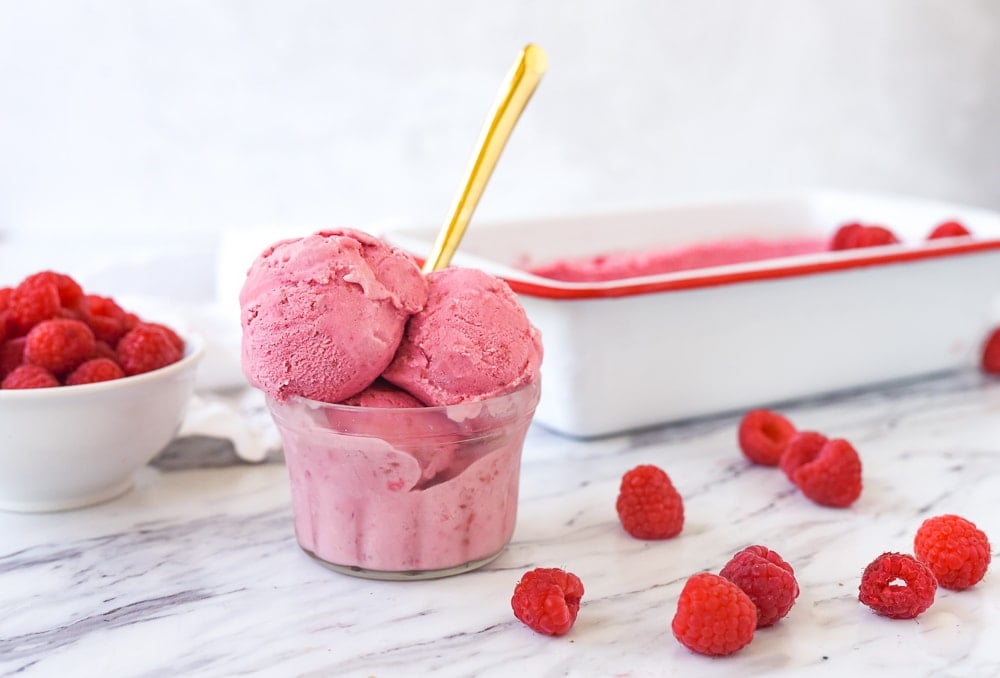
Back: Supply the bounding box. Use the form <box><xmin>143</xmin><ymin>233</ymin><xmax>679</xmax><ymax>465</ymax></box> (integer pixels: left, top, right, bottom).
<box><xmin>0</xmin><ymin>271</ymin><xmax>203</xmax><ymax>512</ymax></box>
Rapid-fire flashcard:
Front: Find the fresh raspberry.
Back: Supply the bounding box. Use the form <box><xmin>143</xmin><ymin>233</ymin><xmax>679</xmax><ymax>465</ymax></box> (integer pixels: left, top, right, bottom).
<box><xmin>91</xmin><ymin>340</ymin><xmax>118</xmax><ymax>362</ymax></box>
<box><xmin>21</xmin><ymin>271</ymin><xmax>84</xmax><ymax>307</ymax></box>
<box><xmin>615</xmin><ymin>464</ymin><xmax>684</xmax><ymax>539</ymax></box>
<box><xmin>858</xmin><ymin>552</ymin><xmax>937</xmax><ymax>619</ymax></box>
<box><xmin>914</xmin><ymin>514</ymin><xmax>991</xmax><ymax>591</ymax></box>
<box><xmin>1</xmin><ymin>337</ymin><xmax>26</xmax><ymax>379</ymax></box>
<box><xmin>24</xmin><ymin>319</ymin><xmax>97</xmax><ymax>375</ymax></box>
<box><xmin>9</xmin><ymin>276</ymin><xmax>61</xmax><ymax>333</ymax></box>
<box><xmin>511</xmin><ymin>567</ymin><xmax>584</xmax><ymax>636</ymax></box>
<box><xmin>135</xmin><ymin>322</ymin><xmax>184</xmax><ymax>352</ymax></box>
<box><xmin>719</xmin><ymin>545</ymin><xmax>799</xmax><ymax>628</ymax></box>
<box><xmin>65</xmin><ymin>357</ymin><xmax>126</xmax><ymax>386</ymax></box>
<box><xmin>928</xmin><ymin>220</ymin><xmax>971</xmax><ymax>239</ymax></box>
<box><xmin>79</xmin><ymin>294</ymin><xmax>129</xmax><ymax>346</ymax></box>
<box><xmin>982</xmin><ymin>327</ymin><xmax>1000</xmax><ymax>376</ymax></box>
<box><xmin>0</xmin><ymin>313</ymin><xmax>5</xmax><ymax>345</ymax></box>
<box><xmin>855</xmin><ymin>225</ymin><xmax>899</xmax><ymax>248</ymax></box>
<box><xmin>791</xmin><ymin>438</ymin><xmax>863</xmax><ymax>508</ymax></box>
<box><xmin>0</xmin><ymin>287</ymin><xmax>11</xmax><ymax>312</ymax></box>
<box><xmin>831</xmin><ymin>223</ymin><xmax>899</xmax><ymax>250</ymax></box>
<box><xmin>738</xmin><ymin>409</ymin><xmax>797</xmax><ymax>466</ymax></box>
<box><xmin>831</xmin><ymin>222</ymin><xmax>861</xmax><ymax>250</ymax></box>
<box><xmin>2</xmin><ymin>364</ymin><xmax>60</xmax><ymax>389</ymax></box>
<box><xmin>779</xmin><ymin>431</ymin><xmax>828</xmax><ymax>481</ymax></box>
<box><xmin>116</xmin><ymin>324</ymin><xmax>182</xmax><ymax>376</ymax></box>
<box><xmin>672</xmin><ymin>573</ymin><xmax>757</xmax><ymax>656</ymax></box>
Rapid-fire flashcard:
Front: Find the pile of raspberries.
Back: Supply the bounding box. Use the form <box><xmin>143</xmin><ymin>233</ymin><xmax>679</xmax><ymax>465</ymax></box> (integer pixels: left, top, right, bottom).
<box><xmin>1</xmin><ymin>271</ymin><xmax>185</xmax><ymax>389</ymax></box>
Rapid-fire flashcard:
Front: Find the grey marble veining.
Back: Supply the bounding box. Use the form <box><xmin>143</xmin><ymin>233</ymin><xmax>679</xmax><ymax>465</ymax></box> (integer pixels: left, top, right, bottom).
<box><xmin>1</xmin><ymin>371</ymin><xmax>998</xmax><ymax>677</ymax></box>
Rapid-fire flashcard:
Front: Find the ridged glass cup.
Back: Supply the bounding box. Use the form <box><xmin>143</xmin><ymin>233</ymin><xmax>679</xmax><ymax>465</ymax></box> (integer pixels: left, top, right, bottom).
<box><xmin>266</xmin><ymin>381</ymin><xmax>540</xmax><ymax>580</ymax></box>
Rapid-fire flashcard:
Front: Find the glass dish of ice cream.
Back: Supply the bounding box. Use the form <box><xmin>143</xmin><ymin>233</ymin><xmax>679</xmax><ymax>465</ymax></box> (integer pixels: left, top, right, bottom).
<box><xmin>240</xmin><ymin>229</ymin><xmax>543</xmax><ymax>579</ymax></box>
<box><xmin>267</xmin><ymin>379</ymin><xmax>538</xmax><ymax>579</ymax></box>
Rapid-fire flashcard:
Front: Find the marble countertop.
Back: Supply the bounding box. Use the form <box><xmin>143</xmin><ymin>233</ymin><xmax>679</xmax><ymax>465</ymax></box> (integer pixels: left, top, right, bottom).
<box><xmin>2</xmin><ymin>371</ymin><xmax>999</xmax><ymax>677</ymax></box>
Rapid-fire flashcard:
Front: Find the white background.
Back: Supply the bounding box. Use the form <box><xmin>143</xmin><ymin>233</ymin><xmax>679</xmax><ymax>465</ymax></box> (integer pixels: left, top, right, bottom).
<box><xmin>1</xmin><ymin>0</ymin><xmax>999</xmax><ymax>293</ymax></box>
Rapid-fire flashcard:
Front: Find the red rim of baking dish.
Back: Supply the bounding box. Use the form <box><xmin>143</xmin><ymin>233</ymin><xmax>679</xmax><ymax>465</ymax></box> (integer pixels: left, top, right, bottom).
<box><xmin>482</xmin><ymin>239</ymin><xmax>1000</xmax><ymax>300</ymax></box>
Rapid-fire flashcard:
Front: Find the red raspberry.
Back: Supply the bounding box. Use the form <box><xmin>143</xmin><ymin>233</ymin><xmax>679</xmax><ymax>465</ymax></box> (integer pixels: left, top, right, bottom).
<box><xmin>672</xmin><ymin>573</ymin><xmax>757</xmax><ymax>656</ymax></box>
<box><xmin>779</xmin><ymin>431</ymin><xmax>828</xmax><ymax>481</ymax></box>
<box><xmin>91</xmin><ymin>340</ymin><xmax>118</xmax><ymax>362</ymax></box>
<box><xmin>9</xmin><ymin>276</ymin><xmax>61</xmax><ymax>332</ymax></box>
<box><xmin>719</xmin><ymin>545</ymin><xmax>799</xmax><ymax>628</ymax></box>
<box><xmin>0</xmin><ymin>287</ymin><xmax>11</xmax><ymax>312</ymax></box>
<box><xmin>1</xmin><ymin>337</ymin><xmax>27</xmax><ymax>379</ymax></box>
<box><xmin>982</xmin><ymin>327</ymin><xmax>1000</xmax><ymax>376</ymax></box>
<box><xmin>65</xmin><ymin>358</ymin><xmax>126</xmax><ymax>386</ymax></box>
<box><xmin>0</xmin><ymin>313</ymin><xmax>5</xmax><ymax>345</ymax></box>
<box><xmin>79</xmin><ymin>295</ymin><xmax>129</xmax><ymax>346</ymax></box>
<box><xmin>856</xmin><ymin>225</ymin><xmax>900</xmax><ymax>248</ymax></box>
<box><xmin>21</xmin><ymin>271</ymin><xmax>84</xmax><ymax>308</ymax></box>
<box><xmin>738</xmin><ymin>409</ymin><xmax>797</xmax><ymax>466</ymax></box>
<box><xmin>2</xmin><ymin>364</ymin><xmax>59</xmax><ymax>389</ymax></box>
<box><xmin>615</xmin><ymin>464</ymin><xmax>684</xmax><ymax>539</ymax></box>
<box><xmin>24</xmin><ymin>319</ymin><xmax>97</xmax><ymax>376</ymax></box>
<box><xmin>136</xmin><ymin>322</ymin><xmax>184</xmax><ymax>352</ymax></box>
<box><xmin>116</xmin><ymin>324</ymin><xmax>182</xmax><ymax>376</ymax></box>
<box><xmin>858</xmin><ymin>552</ymin><xmax>937</xmax><ymax>619</ymax></box>
<box><xmin>928</xmin><ymin>220</ymin><xmax>971</xmax><ymax>239</ymax></box>
<box><xmin>830</xmin><ymin>222</ymin><xmax>863</xmax><ymax>250</ymax></box>
<box><xmin>511</xmin><ymin>567</ymin><xmax>584</xmax><ymax>636</ymax></box>
<box><xmin>831</xmin><ymin>223</ymin><xmax>899</xmax><ymax>250</ymax></box>
<box><xmin>124</xmin><ymin>312</ymin><xmax>140</xmax><ymax>331</ymax></box>
<box><xmin>914</xmin><ymin>514</ymin><xmax>991</xmax><ymax>591</ymax></box>
<box><xmin>790</xmin><ymin>438</ymin><xmax>863</xmax><ymax>508</ymax></box>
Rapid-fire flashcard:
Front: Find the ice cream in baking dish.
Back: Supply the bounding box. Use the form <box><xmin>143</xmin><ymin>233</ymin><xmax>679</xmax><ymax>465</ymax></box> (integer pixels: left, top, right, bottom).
<box><xmin>239</xmin><ymin>229</ymin><xmax>541</xmax><ymax>577</ymax></box>
<box><xmin>525</xmin><ymin>236</ymin><xmax>827</xmax><ymax>282</ymax></box>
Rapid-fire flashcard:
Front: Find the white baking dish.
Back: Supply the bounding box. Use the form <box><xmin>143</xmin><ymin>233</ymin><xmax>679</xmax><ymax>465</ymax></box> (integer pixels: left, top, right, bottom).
<box><xmin>384</xmin><ymin>190</ymin><xmax>1000</xmax><ymax>438</ymax></box>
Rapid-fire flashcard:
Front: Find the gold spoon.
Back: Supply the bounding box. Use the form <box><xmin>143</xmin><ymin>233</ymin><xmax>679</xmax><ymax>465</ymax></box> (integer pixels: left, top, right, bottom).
<box><xmin>422</xmin><ymin>44</ymin><xmax>548</xmax><ymax>273</ymax></box>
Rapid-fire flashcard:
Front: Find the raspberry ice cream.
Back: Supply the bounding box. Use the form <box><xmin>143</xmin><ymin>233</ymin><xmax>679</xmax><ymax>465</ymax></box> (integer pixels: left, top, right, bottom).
<box><xmin>338</xmin><ymin>380</ymin><xmax>456</xmax><ymax>484</ymax></box>
<box><xmin>382</xmin><ymin>267</ymin><xmax>543</xmax><ymax>406</ymax></box>
<box><xmin>239</xmin><ymin>229</ymin><xmax>428</xmax><ymax>403</ymax></box>
<box><xmin>240</xmin><ymin>230</ymin><xmax>544</xmax><ymax>578</ymax></box>
<box><xmin>267</xmin><ymin>380</ymin><xmax>539</xmax><ymax>576</ymax></box>
<box><xmin>340</xmin><ymin>379</ymin><xmax>424</xmax><ymax>408</ymax></box>
<box><xmin>526</xmin><ymin>237</ymin><xmax>826</xmax><ymax>282</ymax></box>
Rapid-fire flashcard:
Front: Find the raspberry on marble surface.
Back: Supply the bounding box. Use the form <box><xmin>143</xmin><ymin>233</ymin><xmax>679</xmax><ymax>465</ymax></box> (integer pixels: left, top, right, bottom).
<box><xmin>672</xmin><ymin>573</ymin><xmax>757</xmax><ymax>656</ymax></box>
<box><xmin>738</xmin><ymin>409</ymin><xmax>797</xmax><ymax>466</ymax></box>
<box><xmin>914</xmin><ymin>514</ymin><xmax>991</xmax><ymax>591</ymax></box>
<box><xmin>720</xmin><ymin>545</ymin><xmax>799</xmax><ymax>628</ymax></box>
<box><xmin>616</xmin><ymin>464</ymin><xmax>684</xmax><ymax>539</ymax></box>
<box><xmin>511</xmin><ymin>567</ymin><xmax>584</xmax><ymax>636</ymax></box>
<box><xmin>858</xmin><ymin>552</ymin><xmax>937</xmax><ymax>619</ymax></box>
<box><xmin>790</xmin><ymin>437</ymin><xmax>863</xmax><ymax>508</ymax></box>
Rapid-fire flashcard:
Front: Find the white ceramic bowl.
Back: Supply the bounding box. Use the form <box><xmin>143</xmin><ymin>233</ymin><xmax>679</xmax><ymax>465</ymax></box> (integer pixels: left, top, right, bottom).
<box><xmin>0</xmin><ymin>335</ymin><xmax>204</xmax><ymax>512</ymax></box>
<box><xmin>385</xmin><ymin>190</ymin><xmax>1000</xmax><ymax>438</ymax></box>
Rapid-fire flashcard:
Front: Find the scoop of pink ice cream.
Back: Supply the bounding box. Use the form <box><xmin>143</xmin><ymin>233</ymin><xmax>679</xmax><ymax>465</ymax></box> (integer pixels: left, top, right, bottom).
<box><xmin>240</xmin><ymin>229</ymin><xmax>428</xmax><ymax>403</ymax></box>
<box><xmin>339</xmin><ymin>379</ymin><xmax>425</xmax><ymax>408</ymax></box>
<box><xmin>382</xmin><ymin>267</ymin><xmax>542</xmax><ymax>406</ymax></box>
<box><xmin>339</xmin><ymin>381</ymin><xmax>455</xmax><ymax>483</ymax></box>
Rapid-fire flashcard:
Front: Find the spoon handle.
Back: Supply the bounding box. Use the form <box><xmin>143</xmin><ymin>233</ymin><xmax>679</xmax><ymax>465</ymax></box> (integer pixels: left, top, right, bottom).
<box><xmin>422</xmin><ymin>44</ymin><xmax>548</xmax><ymax>273</ymax></box>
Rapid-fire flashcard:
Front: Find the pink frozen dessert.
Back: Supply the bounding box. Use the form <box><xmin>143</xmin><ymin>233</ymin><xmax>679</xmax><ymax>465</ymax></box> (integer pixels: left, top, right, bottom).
<box><xmin>239</xmin><ymin>228</ymin><xmax>428</xmax><ymax>403</ymax></box>
<box><xmin>269</xmin><ymin>379</ymin><xmax>539</xmax><ymax>575</ymax></box>
<box><xmin>527</xmin><ymin>237</ymin><xmax>826</xmax><ymax>282</ymax></box>
<box><xmin>339</xmin><ymin>379</ymin><xmax>456</xmax><ymax>483</ymax></box>
<box><xmin>382</xmin><ymin>267</ymin><xmax>543</xmax><ymax>406</ymax></box>
<box><xmin>240</xmin><ymin>231</ymin><xmax>543</xmax><ymax>578</ymax></box>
